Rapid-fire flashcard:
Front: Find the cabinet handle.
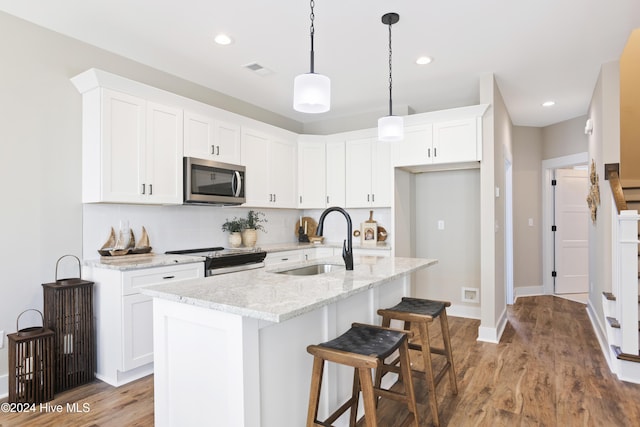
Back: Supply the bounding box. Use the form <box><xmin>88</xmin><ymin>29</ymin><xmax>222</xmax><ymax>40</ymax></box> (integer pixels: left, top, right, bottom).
<box><xmin>427</xmin><ymin>148</ymin><xmax>431</xmax><ymax>158</ymax></box>
<box><xmin>282</xmin><ymin>258</ymin><xmax>289</xmax><ymax>261</ymax></box>
<box><xmin>211</xmin><ymin>145</ymin><xmax>215</xmax><ymax>155</ymax></box>
<box><xmin>142</xmin><ymin>183</ymin><xmax>146</xmax><ymax>195</ymax></box>
<box><xmin>372</xmin><ymin>194</ymin><xmax>375</xmax><ymax>202</ymax></box>
<box><xmin>299</xmin><ymin>196</ymin><xmax>302</xmax><ymax>203</ymax></box>
<box><xmin>273</xmin><ymin>194</ymin><xmax>277</xmax><ymax>203</ymax></box>
<box><xmin>162</xmin><ymin>275</ymin><xmax>176</xmax><ymax>280</ymax></box>
<box><xmin>326</xmin><ymin>196</ymin><xmax>329</xmax><ymax>204</ymax></box>
<box><xmin>305</xmin><ymin>254</ymin><xmax>308</xmax><ymax>261</ymax></box>
<box><xmin>434</xmin><ymin>147</ymin><xmax>437</xmax><ymax>157</ymax></box>
<box><xmin>149</xmin><ymin>184</ymin><xmax>153</xmax><ymax>195</ymax></box>
<box><xmin>216</xmin><ymin>145</ymin><xmax>220</xmax><ymax>156</ymax></box>
<box><xmin>269</xmin><ymin>193</ymin><xmax>273</xmax><ymax>202</ymax></box>
<box><xmin>367</xmin><ymin>194</ymin><xmax>370</xmax><ymax>202</ymax></box>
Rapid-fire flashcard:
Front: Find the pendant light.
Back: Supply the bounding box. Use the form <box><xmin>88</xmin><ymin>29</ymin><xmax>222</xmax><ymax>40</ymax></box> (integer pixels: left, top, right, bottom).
<box><xmin>294</xmin><ymin>0</ymin><xmax>330</xmax><ymax>113</ymax></box>
<box><xmin>378</xmin><ymin>12</ymin><xmax>403</xmax><ymax>142</ymax></box>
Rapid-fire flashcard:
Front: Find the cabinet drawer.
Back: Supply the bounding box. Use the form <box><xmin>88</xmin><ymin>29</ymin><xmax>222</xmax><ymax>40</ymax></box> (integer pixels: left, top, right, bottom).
<box><xmin>264</xmin><ymin>250</ymin><xmax>304</xmax><ymax>266</ymax></box>
<box><xmin>122</xmin><ymin>263</ymin><xmax>204</xmax><ymax>295</ymax></box>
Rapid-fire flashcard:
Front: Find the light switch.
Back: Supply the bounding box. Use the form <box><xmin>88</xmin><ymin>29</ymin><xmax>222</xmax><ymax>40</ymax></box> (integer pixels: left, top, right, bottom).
<box><xmin>437</xmin><ymin>220</ymin><xmax>445</xmax><ymax>230</ymax></box>
<box><xmin>528</xmin><ymin>218</ymin><xmax>534</xmax><ymax>227</ymax></box>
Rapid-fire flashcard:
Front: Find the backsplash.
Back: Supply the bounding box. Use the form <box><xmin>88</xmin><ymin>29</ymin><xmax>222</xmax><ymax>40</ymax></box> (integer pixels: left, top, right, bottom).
<box><xmin>82</xmin><ymin>204</ymin><xmax>391</xmax><ymax>260</ymax></box>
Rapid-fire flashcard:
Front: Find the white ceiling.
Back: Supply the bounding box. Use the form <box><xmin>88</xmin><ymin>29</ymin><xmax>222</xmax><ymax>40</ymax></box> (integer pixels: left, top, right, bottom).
<box><xmin>2</xmin><ymin>0</ymin><xmax>639</xmax><ymax>128</ymax></box>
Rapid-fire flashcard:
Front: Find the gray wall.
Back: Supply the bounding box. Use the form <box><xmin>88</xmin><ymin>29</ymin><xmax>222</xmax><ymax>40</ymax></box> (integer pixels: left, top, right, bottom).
<box><xmin>542</xmin><ymin>115</ymin><xmax>589</xmax><ymax>160</ymax></box>
<box><xmin>512</xmin><ymin>127</ymin><xmax>543</xmax><ymax>291</ymax></box>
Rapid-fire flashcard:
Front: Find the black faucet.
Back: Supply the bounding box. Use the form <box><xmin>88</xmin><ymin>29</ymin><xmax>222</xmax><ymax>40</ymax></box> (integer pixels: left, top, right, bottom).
<box><xmin>316</xmin><ymin>207</ymin><xmax>353</xmax><ymax>270</ymax></box>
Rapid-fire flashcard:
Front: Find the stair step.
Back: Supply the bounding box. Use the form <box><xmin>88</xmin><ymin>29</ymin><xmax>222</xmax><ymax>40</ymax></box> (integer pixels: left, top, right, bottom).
<box><xmin>612</xmin><ymin>345</ymin><xmax>640</xmax><ymax>362</ymax></box>
<box><xmin>603</xmin><ymin>291</ymin><xmax>617</xmax><ymax>301</ymax></box>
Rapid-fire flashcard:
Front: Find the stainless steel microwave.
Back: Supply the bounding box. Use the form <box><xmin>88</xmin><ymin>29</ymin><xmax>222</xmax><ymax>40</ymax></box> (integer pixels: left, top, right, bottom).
<box><xmin>183</xmin><ymin>157</ymin><xmax>245</xmax><ymax>205</ymax></box>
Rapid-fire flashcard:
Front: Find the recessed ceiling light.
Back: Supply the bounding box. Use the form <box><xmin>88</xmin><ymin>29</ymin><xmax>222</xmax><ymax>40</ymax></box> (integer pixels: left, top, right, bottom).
<box><xmin>416</xmin><ymin>56</ymin><xmax>433</xmax><ymax>65</ymax></box>
<box><xmin>542</xmin><ymin>101</ymin><xmax>555</xmax><ymax>107</ymax></box>
<box><xmin>214</xmin><ymin>33</ymin><xmax>233</xmax><ymax>45</ymax></box>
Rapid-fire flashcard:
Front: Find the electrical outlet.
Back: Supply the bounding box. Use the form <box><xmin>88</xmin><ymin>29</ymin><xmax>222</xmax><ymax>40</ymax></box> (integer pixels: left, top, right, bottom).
<box><xmin>437</xmin><ymin>220</ymin><xmax>445</xmax><ymax>230</ymax></box>
<box><xmin>0</xmin><ymin>330</ymin><xmax>4</xmax><ymax>349</ymax></box>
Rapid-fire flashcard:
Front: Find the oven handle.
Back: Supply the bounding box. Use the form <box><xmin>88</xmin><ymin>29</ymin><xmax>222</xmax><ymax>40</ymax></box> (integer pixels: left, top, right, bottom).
<box><xmin>232</xmin><ymin>171</ymin><xmax>242</xmax><ymax>197</ymax></box>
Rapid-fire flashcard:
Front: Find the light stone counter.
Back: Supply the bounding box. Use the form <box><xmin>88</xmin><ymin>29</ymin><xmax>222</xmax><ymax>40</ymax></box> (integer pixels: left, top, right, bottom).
<box><xmin>84</xmin><ymin>253</ymin><xmax>205</xmax><ymax>270</ymax></box>
<box><xmin>140</xmin><ymin>255</ymin><xmax>435</xmax><ymax>323</ymax></box>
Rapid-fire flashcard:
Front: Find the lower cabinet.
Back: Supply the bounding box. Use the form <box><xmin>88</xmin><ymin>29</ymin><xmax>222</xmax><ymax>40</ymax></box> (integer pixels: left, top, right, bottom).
<box><xmin>83</xmin><ymin>261</ymin><xmax>204</xmax><ymax>386</ymax></box>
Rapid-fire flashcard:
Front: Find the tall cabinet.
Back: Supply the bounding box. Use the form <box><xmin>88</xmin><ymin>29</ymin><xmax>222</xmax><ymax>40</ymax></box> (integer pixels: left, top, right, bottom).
<box><xmin>345</xmin><ymin>137</ymin><xmax>392</xmax><ymax>208</ymax></box>
<box><xmin>74</xmin><ymin>85</ymin><xmax>183</xmax><ymax>205</ymax></box>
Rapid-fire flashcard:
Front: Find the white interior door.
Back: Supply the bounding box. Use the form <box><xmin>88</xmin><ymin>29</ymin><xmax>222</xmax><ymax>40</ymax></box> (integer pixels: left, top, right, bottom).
<box><xmin>554</xmin><ymin>168</ymin><xmax>589</xmax><ymax>294</ymax></box>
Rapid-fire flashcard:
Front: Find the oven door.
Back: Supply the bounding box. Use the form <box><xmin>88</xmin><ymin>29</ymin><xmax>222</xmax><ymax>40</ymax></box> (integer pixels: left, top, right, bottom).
<box><xmin>184</xmin><ymin>157</ymin><xmax>245</xmax><ymax>205</ymax></box>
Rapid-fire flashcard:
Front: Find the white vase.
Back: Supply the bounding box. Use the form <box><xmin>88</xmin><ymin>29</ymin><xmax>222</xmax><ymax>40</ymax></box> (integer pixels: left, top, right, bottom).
<box><xmin>228</xmin><ymin>232</ymin><xmax>242</xmax><ymax>248</ymax></box>
<box><xmin>241</xmin><ymin>228</ymin><xmax>258</xmax><ymax>247</ymax></box>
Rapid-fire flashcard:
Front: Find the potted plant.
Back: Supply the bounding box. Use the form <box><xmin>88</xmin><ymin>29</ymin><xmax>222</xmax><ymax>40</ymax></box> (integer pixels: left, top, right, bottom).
<box><xmin>221</xmin><ymin>217</ymin><xmax>245</xmax><ymax>248</ymax></box>
<box><xmin>241</xmin><ymin>210</ymin><xmax>267</xmax><ymax>247</ymax></box>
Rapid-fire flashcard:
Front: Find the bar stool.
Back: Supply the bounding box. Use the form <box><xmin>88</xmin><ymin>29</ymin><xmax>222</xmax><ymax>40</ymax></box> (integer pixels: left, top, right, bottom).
<box><xmin>306</xmin><ymin>323</ymin><xmax>419</xmax><ymax>427</ymax></box>
<box><xmin>377</xmin><ymin>298</ymin><xmax>457</xmax><ymax>427</ymax></box>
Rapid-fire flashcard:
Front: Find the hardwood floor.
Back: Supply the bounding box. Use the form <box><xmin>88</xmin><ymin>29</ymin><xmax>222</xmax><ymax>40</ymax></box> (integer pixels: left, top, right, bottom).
<box><xmin>2</xmin><ymin>296</ymin><xmax>640</xmax><ymax>426</ymax></box>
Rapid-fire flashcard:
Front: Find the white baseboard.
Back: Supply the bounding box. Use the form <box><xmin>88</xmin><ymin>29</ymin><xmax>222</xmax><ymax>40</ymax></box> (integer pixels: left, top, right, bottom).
<box><xmin>448</xmin><ymin>304</ymin><xmax>481</xmax><ymax>319</ymax></box>
<box><xmin>514</xmin><ymin>285</ymin><xmax>544</xmax><ymax>300</ymax></box>
<box><xmin>0</xmin><ymin>374</ymin><xmax>7</xmax><ymax>399</ymax></box>
<box><xmin>477</xmin><ymin>307</ymin><xmax>508</xmax><ymax>344</ymax></box>
<box><xmin>586</xmin><ymin>298</ymin><xmax>614</xmax><ymax>372</ymax></box>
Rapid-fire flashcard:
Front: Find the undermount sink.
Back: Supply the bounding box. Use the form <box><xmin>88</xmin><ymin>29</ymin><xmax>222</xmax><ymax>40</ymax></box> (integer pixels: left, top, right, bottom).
<box><xmin>275</xmin><ymin>263</ymin><xmax>345</xmax><ymax>276</ymax></box>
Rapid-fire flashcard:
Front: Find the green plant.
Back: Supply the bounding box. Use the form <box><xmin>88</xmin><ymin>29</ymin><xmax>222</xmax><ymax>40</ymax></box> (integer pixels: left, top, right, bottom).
<box><xmin>221</xmin><ymin>217</ymin><xmax>245</xmax><ymax>233</ymax></box>
<box><xmin>245</xmin><ymin>210</ymin><xmax>267</xmax><ymax>232</ymax></box>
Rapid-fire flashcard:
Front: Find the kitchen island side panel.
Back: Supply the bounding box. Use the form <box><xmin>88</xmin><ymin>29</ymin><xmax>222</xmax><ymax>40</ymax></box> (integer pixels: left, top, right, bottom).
<box><xmin>151</xmin><ymin>274</ymin><xmax>410</xmax><ymax>427</ymax></box>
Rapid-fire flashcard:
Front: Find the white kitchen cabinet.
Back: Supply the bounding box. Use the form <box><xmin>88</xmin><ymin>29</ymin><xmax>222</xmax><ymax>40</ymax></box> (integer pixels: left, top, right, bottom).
<box><xmin>241</xmin><ymin>128</ymin><xmax>297</xmax><ymax>208</ymax></box>
<box><xmin>432</xmin><ymin>117</ymin><xmax>479</xmax><ymax>163</ymax></box>
<box><xmin>80</xmin><ymin>88</ymin><xmax>183</xmax><ymax>204</ymax></box>
<box><xmin>298</xmin><ymin>136</ymin><xmax>327</xmax><ymax>208</ymax></box>
<box><xmin>326</xmin><ymin>140</ymin><xmax>346</xmax><ymax>207</ymax></box>
<box><xmin>264</xmin><ymin>250</ymin><xmax>305</xmax><ymax>266</ymax></box>
<box><xmin>184</xmin><ymin>110</ymin><xmax>241</xmax><ymax>164</ymax></box>
<box><xmin>345</xmin><ymin>137</ymin><xmax>392</xmax><ymax>208</ymax></box>
<box><xmin>393</xmin><ymin>118</ymin><xmax>480</xmax><ymax>167</ymax></box>
<box><xmin>84</xmin><ymin>261</ymin><xmax>204</xmax><ymax>386</ymax></box>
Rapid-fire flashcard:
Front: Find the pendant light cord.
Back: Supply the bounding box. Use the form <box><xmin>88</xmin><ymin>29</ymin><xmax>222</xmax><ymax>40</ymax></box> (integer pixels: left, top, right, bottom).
<box><xmin>309</xmin><ymin>0</ymin><xmax>315</xmax><ymax>73</ymax></box>
<box><xmin>387</xmin><ymin>20</ymin><xmax>393</xmax><ymax>116</ymax></box>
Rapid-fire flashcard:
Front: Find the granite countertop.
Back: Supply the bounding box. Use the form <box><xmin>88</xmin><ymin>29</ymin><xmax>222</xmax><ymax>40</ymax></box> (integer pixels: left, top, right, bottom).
<box><xmin>140</xmin><ymin>255</ymin><xmax>436</xmax><ymax>323</ymax></box>
<box><xmin>84</xmin><ymin>253</ymin><xmax>205</xmax><ymax>270</ymax></box>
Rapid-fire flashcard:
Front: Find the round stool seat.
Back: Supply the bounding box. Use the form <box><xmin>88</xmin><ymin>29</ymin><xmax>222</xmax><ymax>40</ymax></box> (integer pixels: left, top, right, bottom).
<box><xmin>384</xmin><ymin>297</ymin><xmax>448</xmax><ymax>318</ymax></box>
<box><xmin>319</xmin><ymin>324</ymin><xmax>406</xmax><ymax>359</ymax></box>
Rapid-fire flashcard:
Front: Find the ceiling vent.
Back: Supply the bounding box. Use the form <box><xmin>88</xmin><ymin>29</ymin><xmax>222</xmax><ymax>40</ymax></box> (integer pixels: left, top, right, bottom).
<box><xmin>243</xmin><ymin>62</ymin><xmax>273</xmax><ymax>76</ymax></box>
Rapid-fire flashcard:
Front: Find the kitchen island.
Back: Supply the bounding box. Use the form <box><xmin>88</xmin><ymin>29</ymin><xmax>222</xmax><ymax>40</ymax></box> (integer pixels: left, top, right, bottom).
<box><xmin>141</xmin><ymin>255</ymin><xmax>436</xmax><ymax>427</ymax></box>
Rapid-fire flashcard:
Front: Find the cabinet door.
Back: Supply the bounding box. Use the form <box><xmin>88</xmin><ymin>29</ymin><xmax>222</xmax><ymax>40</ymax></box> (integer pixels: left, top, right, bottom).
<box><xmin>101</xmin><ymin>89</ymin><xmax>146</xmax><ymax>203</ymax></box>
<box><xmin>326</xmin><ymin>140</ymin><xmax>345</xmax><ymax>207</ymax></box>
<box><xmin>371</xmin><ymin>140</ymin><xmax>392</xmax><ymax>207</ymax></box>
<box><xmin>146</xmin><ymin>102</ymin><xmax>183</xmax><ymax>204</ymax></box>
<box><xmin>345</xmin><ymin>137</ymin><xmax>373</xmax><ymax>208</ymax></box>
<box><xmin>122</xmin><ymin>293</ymin><xmax>154</xmax><ymax>371</ymax></box>
<box><xmin>215</xmin><ymin>120</ymin><xmax>241</xmax><ymax>164</ymax></box>
<box><xmin>241</xmin><ymin>129</ymin><xmax>271</xmax><ymax>206</ymax></box>
<box><xmin>270</xmin><ymin>138</ymin><xmax>297</xmax><ymax>208</ymax></box>
<box><xmin>394</xmin><ymin>124</ymin><xmax>433</xmax><ymax>167</ymax></box>
<box><xmin>184</xmin><ymin>111</ymin><xmax>214</xmax><ymax>159</ymax></box>
<box><xmin>264</xmin><ymin>250</ymin><xmax>305</xmax><ymax>267</ymax></box>
<box><xmin>432</xmin><ymin>118</ymin><xmax>478</xmax><ymax>164</ymax></box>
<box><xmin>298</xmin><ymin>139</ymin><xmax>326</xmax><ymax>208</ymax></box>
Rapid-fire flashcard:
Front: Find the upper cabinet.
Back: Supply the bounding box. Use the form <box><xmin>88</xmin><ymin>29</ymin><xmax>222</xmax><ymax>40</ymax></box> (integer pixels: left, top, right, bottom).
<box><xmin>241</xmin><ymin>128</ymin><xmax>297</xmax><ymax>208</ymax></box>
<box><xmin>80</xmin><ymin>88</ymin><xmax>183</xmax><ymax>204</ymax></box>
<box><xmin>184</xmin><ymin>110</ymin><xmax>241</xmax><ymax>164</ymax></box>
<box><xmin>325</xmin><ymin>139</ymin><xmax>346</xmax><ymax>207</ymax></box>
<box><xmin>393</xmin><ymin>105</ymin><xmax>487</xmax><ymax>169</ymax></box>
<box><xmin>345</xmin><ymin>137</ymin><xmax>392</xmax><ymax>208</ymax></box>
<box><xmin>297</xmin><ymin>136</ymin><xmax>327</xmax><ymax>209</ymax></box>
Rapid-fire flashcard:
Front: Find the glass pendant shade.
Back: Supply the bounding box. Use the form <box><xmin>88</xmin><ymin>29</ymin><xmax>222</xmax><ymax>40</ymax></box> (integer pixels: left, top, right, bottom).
<box><xmin>293</xmin><ymin>73</ymin><xmax>331</xmax><ymax>113</ymax></box>
<box><xmin>378</xmin><ymin>115</ymin><xmax>404</xmax><ymax>142</ymax></box>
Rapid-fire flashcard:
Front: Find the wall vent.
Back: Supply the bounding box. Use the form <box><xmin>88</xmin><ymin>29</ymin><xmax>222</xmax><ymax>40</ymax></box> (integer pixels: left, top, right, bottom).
<box><xmin>461</xmin><ymin>287</ymin><xmax>480</xmax><ymax>304</ymax></box>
